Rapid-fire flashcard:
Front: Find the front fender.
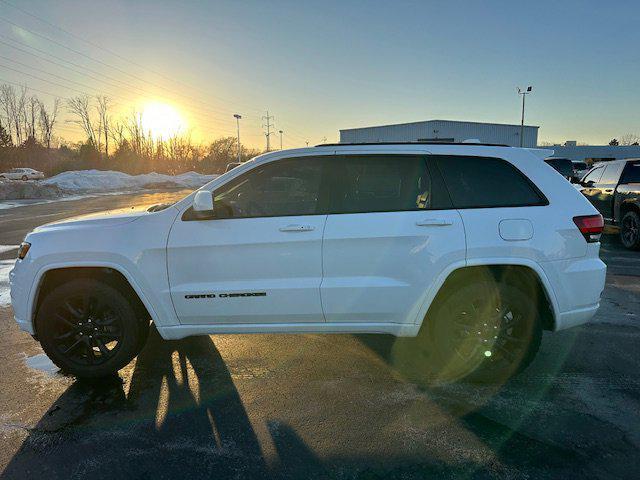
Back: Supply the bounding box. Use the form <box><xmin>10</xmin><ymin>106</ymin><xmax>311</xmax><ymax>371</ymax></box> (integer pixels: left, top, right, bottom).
<box><xmin>25</xmin><ymin>258</ymin><xmax>179</xmax><ymax>334</ymax></box>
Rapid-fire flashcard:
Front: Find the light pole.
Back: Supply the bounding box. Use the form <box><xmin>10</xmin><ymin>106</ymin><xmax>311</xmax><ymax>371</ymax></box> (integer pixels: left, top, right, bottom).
<box><xmin>278</xmin><ymin>130</ymin><xmax>283</xmax><ymax>150</ymax></box>
<box><xmin>517</xmin><ymin>86</ymin><xmax>532</xmax><ymax>147</ymax></box>
<box><xmin>233</xmin><ymin>114</ymin><xmax>242</xmax><ymax>162</ymax></box>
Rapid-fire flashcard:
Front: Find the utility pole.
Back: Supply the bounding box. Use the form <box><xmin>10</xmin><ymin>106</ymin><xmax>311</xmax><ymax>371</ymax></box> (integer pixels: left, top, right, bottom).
<box><xmin>517</xmin><ymin>86</ymin><xmax>532</xmax><ymax>147</ymax></box>
<box><xmin>233</xmin><ymin>114</ymin><xmax>242</xmax><ymax>162</ymax></box>
<box><xmin>279</xmin><ymin>130</ymin><xmax>283</xmax><ymax>150</ymax></box>
<box><xmin>262</xmin><ymin>111</ymin><xmax>274</xmax><ymax>152</ymax></box>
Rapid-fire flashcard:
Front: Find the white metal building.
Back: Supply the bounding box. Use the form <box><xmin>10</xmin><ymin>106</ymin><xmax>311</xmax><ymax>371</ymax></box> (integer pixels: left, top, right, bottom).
<box><xmin>340</xmin><ymin>119</ymin><xmax>539</xmax><ymax>148</ymax></box>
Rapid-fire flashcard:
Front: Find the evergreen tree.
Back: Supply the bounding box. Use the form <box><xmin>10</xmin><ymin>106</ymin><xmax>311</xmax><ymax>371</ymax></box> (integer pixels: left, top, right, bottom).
<box><xmin>0</xmin><ymin>124</ymin><xmax>12</xmax><ymax>148</ymax></box>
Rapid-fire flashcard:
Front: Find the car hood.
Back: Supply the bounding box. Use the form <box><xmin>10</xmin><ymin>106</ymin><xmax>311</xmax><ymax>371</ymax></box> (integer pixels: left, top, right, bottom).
<box><xmin>33</xmin><ymin>206</ymin><xmax>151</xmax><ymax>232</ymax></box>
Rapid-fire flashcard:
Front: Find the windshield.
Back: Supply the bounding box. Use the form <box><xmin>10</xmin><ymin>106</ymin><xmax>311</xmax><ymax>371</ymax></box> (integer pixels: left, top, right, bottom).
<box><xmin>545</xmin><ymin>158</ymin><xmax>574</xmax><ymax>177</ymax></box>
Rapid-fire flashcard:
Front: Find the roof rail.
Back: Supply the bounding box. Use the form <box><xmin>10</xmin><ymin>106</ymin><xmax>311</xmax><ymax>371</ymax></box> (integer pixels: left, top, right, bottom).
<box><xmin>316</xmin><ymin>141</ymin><xmax>511</xmax><ymax>147</ymax></box>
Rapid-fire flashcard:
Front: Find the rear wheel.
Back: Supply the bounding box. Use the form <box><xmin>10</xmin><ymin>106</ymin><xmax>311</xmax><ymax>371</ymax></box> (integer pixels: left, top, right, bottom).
<box><xmin>397</xmin><ymin>281</ymin><xmax>542</xmax><ymax>385</ymax></box>
<box><xmin>620</xmin><ymin>211</ymin><xmax>640</xmax><ymax>250</ymax></box>
<box><xmin>36</xmin><ymin>279</ymin><xmax>148</xmax><ymax>378</ymax></box>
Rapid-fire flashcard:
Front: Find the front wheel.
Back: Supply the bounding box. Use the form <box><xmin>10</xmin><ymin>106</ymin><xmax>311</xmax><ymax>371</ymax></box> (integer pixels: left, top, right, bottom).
<box><xmin>620</xmin><ymin>211</ymin><xmax>640</xmax><ymax>250</ymax></box>
<box><xmin>396</xmin><ymin>281</ymin><xmax>542</xmax><ymax>385</ymax></box>
<box><xmin>36</xmin><ymin>279</ymin><xmax>149</xmax><ymax>378</ymax></box>
<box><xmin>21</xmin><ymin>175</ymin><xmax>28</xmax><ymax>181</ymax></box>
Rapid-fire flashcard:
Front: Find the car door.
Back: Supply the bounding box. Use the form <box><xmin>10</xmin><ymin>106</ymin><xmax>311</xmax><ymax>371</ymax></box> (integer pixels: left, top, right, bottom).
<box><xmin>588</xmin><ymin>162</ymin><xmax>626</xmax><ymax>221</ymax></box>
<box><xmin>167</xmin><ymin>156</ymin><xmax>330</xmax><ymax>325</ymax></box>
<box><xmin>320</xmin><ymin>154</ymin><xmax>465</xmax><ymax>325</ymax></box>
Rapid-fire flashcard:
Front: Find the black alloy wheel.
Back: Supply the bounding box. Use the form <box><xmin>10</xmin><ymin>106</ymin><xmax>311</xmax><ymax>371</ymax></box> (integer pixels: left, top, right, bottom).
<box><xmin>394</xmin><ymin>281</ymin><xmax>542</xmax><ymax>385</ymax></box>
<box><xmin>621</xmin><ymin>211</ymin><xmax>640</xmax><ymax>250</ymax></box>
<box><xmin>37</xmin><ymin>279</ymin><xmax>148</xmax><ymax>378</ymax></box>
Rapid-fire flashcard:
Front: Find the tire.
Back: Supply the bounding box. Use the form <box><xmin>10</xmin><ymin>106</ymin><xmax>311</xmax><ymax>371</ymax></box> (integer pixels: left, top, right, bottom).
<box><xmin>395</xmin><ymin>281</ymin><xmax>542</xmax><ymax>385</ymax></box>
<box><xmin>21</xmin><ymin>175</ymin><xmax>28</xmax><ymax>181</ymax></box>
<box><xmin>620</xmin><ymin>211</ymin><xmax>640</xmax><ymax>250</ymax></box>
<box><xmin>36</xmin><ymin>279</ymin><xmax>149</xmax><ymax>378</ymax></box>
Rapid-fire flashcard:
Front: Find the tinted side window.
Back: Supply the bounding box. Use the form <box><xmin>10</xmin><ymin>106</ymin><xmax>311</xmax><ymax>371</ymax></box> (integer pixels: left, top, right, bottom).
<box><xmin>213</xmin><ymin>158</ymin><xmax>324</xmax><ymax>218</ymax></box>
<box><xmin>332</xmin><ymin>155</ymin><xmax>445</xmax><ymax>213</ymax></box>
<box><xmin>435</xmin><ymin>155</ymin><xmax>546</xmax><ymax>208</ymax></box>
<box><xmin>621</xmin><ymin>162</ymin><xmax>640</xmax><ymax>184</ymax></box>
<box><xmin>599</xmin><ymin>162</ymin><xmax>626</xmax><ymax>184</ymax></box>
<box><xmin>582</xmin><ymin>166</ymin><xmax>604</xmax><ymax>183</ymax></box>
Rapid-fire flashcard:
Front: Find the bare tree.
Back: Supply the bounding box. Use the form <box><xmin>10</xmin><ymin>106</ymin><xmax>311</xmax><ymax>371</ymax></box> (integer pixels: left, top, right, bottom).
<box><xmin>619</xmin><ymin>133</ymin><xmax>640</xmax><ymax>146</ymax></box>
<box><xmin>38</xmin><ymin>98</ymin><xmax>60</xmax><ymax>148</ymax></box>
<box><xmin>67</xmin><ymin>95</ymin><xmax>98</xmax><ymax>148</ymax></box>
<box><xmin>96</xmin><ymin>95</ymin><xmax>110</xmax><ymax>157</ymax></box>
<box><xmin>24</xmin><ymin>96</ymin><xmax>39</xmax><ymax>140</ymax></box>
<box><xmin>109</xmin><ymin>119</ymin><xmax>126</xmax><ymax>151</ymax></box>
<box><xmin>0</xmin><ymin>85</ymin><xmax>27</xmax><ymax>144</ymax></box>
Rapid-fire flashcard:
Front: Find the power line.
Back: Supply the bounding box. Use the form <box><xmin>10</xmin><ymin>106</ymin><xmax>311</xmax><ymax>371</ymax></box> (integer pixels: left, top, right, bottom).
<box><xmin>0</xmin><ymin>15</ymin><xmax>251</xmax><ymax>121</ymax></box>
<box><xmin>0</xmin><ymin>1</ymin><xmax>263</xmax><ymax>115</ymax></box>
<box><xmin>0</xmin><ymin>33</ymin><xmax>244</xmax><ymax>125</ymax></box>
<box><xmin>0</xmin><ymin>57</ymin><xmax>243</xmax><ymax>136</ymax></box>
<box><xmin>0</xmin><ymin>11</ymin><xmax>308</xmax><ymax>147</ymax></box>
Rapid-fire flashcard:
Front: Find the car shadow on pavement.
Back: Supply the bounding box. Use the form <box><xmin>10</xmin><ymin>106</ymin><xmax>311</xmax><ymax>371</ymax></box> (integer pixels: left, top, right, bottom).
<box><xmin>3</xmin><ymin>326</ymin><xmax>622</xmax><ymax>479</ymax></box>
<box><xmin>0</xmin><ymin>327</ymin><xmax>322</xmax><ymax>479</ymax></box>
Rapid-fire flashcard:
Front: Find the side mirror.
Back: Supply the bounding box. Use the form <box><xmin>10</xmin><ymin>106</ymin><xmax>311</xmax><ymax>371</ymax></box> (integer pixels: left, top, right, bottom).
<box><xmin>582</xmin><ymin>180</ymin><xmax>595</xmax><ymax>188</ymax></box>
<box><xmin>193</xmin><ymin>190</ymin><xmax>214</xmax><ymax>218</ymax></box>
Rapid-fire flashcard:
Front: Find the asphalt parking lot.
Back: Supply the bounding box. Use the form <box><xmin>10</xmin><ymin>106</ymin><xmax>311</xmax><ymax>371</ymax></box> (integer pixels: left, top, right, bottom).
<box><xmin>0</xmin><ymin>192</ymin><xmax>639</xmax><ymax>479</ymax></box>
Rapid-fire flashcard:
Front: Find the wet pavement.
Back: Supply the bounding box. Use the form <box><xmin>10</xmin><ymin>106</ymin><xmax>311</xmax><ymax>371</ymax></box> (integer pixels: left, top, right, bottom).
<box><xmin>0</xmin><ymin>192</ymin><xmax>639</xmax><ymax>479</ymax></box>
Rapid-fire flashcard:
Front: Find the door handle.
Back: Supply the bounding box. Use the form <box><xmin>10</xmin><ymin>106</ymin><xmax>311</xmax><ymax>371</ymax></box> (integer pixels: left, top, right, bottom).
<box><xmin>603</xmin><ymin>189</ymin><xmax>613</xmax><ymax>193</ymax></box>
<box><xmin>279</xmin><ymin>224</ymin><xmax>315</xmax><ymax>232</ymax></box>
<box><xmin>416</xmin><ymin>218</ymin><xmax>453</xmax><ymax>227</ymax></box>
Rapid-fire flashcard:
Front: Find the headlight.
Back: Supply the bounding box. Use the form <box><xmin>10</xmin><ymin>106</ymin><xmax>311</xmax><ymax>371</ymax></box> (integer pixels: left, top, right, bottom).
<box><xmin>17</xmin><ymin>242</ymin><xmax>31</xmax><ymax>259</ymax></box>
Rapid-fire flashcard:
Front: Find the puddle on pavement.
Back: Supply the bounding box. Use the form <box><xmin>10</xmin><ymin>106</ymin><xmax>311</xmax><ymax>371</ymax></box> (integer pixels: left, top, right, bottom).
<box><xmin>25</xmin><ymin>353</ymin><xmax>60</xmax><ymax>376</ymax></box>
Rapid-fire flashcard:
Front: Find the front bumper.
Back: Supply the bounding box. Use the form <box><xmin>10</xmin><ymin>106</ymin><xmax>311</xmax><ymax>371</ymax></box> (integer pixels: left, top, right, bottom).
<box><xmin>9</xmin><ymin>260</ymin><xmax>35</xmax><ymax>335</ymax></box>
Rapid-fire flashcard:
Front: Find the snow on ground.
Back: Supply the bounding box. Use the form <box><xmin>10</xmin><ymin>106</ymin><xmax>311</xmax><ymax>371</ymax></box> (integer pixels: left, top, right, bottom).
<box><xmin>0</xmin><ymin>259</ymin><xmax>14</xmax><ymax>306</ymax></box>
<box><xmin>0</xmin><ymin>170</ymin><xmax>218</xmax><ymax>209</ymax></box>
<box><xmin>42</xmin><ymin>170</ymin><xmax>217</xmax><ymax>193</ymax></box>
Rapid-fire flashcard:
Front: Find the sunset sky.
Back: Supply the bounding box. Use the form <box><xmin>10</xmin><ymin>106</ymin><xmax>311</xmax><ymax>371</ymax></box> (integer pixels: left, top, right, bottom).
<box><xmin>1</xmin><ymin>0</ymin><xmax>638</xmax><ymax>148</ymax></box>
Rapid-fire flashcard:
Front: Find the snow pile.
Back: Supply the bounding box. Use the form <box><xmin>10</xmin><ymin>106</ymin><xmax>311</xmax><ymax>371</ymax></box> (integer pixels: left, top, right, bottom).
<box><xmin>0</xmin><ymin>177</ymin><xmax>64</xmax><ymax>200</ymax></box>
<box><xmin>42</xmin><ymin>170</ymin><xmax>217</xmax><ymax>193</ymax></box>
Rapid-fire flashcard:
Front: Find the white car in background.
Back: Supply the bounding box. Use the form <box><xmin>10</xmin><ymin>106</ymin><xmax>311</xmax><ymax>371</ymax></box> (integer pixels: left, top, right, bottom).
<box><xmin>0</xmin><ymin>167</ymin><xmax>45</xmax><ymax>181</ymax></box>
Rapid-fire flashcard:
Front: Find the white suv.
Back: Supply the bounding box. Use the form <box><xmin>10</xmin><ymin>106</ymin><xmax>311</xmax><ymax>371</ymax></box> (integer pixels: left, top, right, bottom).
<box><xmin>10</xmin><ymin>143</ymin><xmax>606</xmax><ymax>382</ymax></box>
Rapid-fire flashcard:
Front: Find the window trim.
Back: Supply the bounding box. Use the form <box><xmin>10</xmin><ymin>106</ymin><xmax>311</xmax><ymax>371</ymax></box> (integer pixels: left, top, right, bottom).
<box><xmin>324</xmin><ymin>154</ymin><xmax>453</xmax><ymax>215</ymax></box>
<box><xmin>182</xmin><ymin>156</ymin><xmax>331</xmax><ymax>221</ymax></box>
<box><xmin>431</xmin><ymin>154</ymin><xmax>549</xmax><ymax>210</ymax></box>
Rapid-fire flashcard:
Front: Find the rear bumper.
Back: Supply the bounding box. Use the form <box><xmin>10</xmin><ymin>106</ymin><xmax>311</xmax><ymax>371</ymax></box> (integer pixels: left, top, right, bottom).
<box><xmin>556</xmin><ymin>303</ymin><xmax>600</xmax><ymax>331</ymax></box>
<box><xmin>540</xmin><ymin>252</ymin><xmax>606</xmax><ymax>331</ymax></box>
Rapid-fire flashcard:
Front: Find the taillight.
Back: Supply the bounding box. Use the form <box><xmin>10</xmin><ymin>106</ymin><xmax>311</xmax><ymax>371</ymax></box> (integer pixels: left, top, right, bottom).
<box><xmin>573</xmin><ymin>215</ymin><xmax>604</xmax><ymax>243</ymax></box>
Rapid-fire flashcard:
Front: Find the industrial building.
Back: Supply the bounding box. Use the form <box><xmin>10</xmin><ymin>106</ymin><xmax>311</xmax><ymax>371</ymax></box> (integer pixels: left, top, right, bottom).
<box><xmin>339</xmin><ymin>119</ymin><xmax>539</xmax><ymax>148</ymax></box>
<box><xmin>543</xmin><ymin>142</ymin><xmax>640</xmax><ymax>164</ymax></box>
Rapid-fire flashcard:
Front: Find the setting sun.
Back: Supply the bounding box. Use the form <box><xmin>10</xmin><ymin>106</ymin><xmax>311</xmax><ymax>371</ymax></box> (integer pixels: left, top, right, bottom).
<box><xmin>141</xmin><ymin>102</ymin><xmax>186</xmax><ymax>139</ymax></box>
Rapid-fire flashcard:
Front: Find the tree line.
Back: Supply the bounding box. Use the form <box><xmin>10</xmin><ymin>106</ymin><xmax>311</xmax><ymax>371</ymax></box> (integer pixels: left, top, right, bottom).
<box><xmin>0</xmin><ymin>84</ymin><xmax>262</xmax><ymax>177</ymax></box>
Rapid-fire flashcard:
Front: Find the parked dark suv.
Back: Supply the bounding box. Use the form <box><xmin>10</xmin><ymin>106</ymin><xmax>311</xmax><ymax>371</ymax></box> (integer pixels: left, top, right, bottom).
<box><xmin>579</xmin><ymin>159</ymin><xmax>640</xmax><ymax>249</ymax></box>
